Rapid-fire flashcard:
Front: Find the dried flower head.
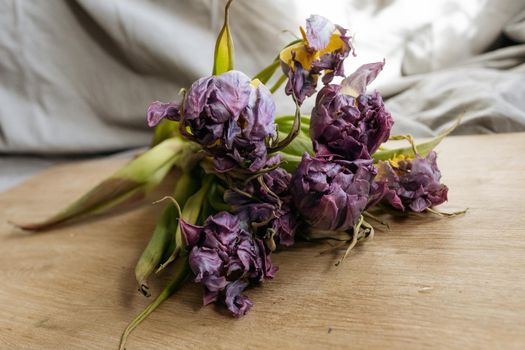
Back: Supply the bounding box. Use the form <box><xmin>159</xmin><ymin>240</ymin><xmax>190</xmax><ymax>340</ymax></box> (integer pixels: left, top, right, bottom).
<box><xmin>290</xmin><ymin>153</ymin><xmax>375</xmax><ymax>231</ymax></box>
<box><xmin>279</xmin><ymin>15</ymin><xmax>354</xmax><ymax>104</ymax></box>
<box><xmin>310</xmin><ymin>61</ymin><xmax>393</xmax><ymax>160</ymax></box>
<box><xmin>376</xmin><ymin>151</ymin><xmax>449</xmax><ymax>212</ymax></box>
<box><xmin>181</xmin><ymin>212</ymin><xmax>277</xmax><ymax>317</ymax></box>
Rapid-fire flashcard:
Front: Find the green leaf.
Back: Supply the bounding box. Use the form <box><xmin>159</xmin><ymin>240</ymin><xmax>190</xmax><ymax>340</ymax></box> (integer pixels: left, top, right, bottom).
<box><xmin>275</xmin><ymin>114</ymin><xmax>311</xmax><ymax>135</ymax></box>
<box><xmin>212</xmin><ymin>0</ymin><xmax>235</xmax><ymax>75</ymax></box>
<box><xmin>277</xmin><ymin>130</ymin><xmax>313</xmax><ymax>157</ymax></box>
<box><xmin>120</xmin><ymin>256</ymin><xmax>190</xmax><ymax>350</ymax></box>
<box><xmin>373</xmin><ymin>117</ymin><xmax>462</xmax><ymax>162</ymax></box>
<box><xmin>253</xmin><ymin>59</ymin><xmax>280</xmax><ymax>84</ymax></box>
<box><xmin>134</xmin><ymin>171</ymin><xmax>199</xmax><ymax>296</ymax></box>
<box><xmin>270</xmin><ymin>74</ymin><xmax>287</xmax><ymax>94</ymax></box>
<box><xmin>207</xmin><ymin>182</ymin><xmax>231</xmax><ymax>212</ymax></box>
<box><xmin>277</xmin><ymin>152</ymin><xmax>303</xmax><ymax>173</ymax></box>
<box><xmin>150</xmin><ymin>119</ymin><xmax>179</xmax><ymax>148</ymax></box>
<box><xmin>16</xmin><ymin>138</ymin><xmax>197</xmax><ymax>231</ymax></box>
<box><xmin>156</xmin><ymin>175</ymin><xmax>214</xmax><ymax>272</ymax></box>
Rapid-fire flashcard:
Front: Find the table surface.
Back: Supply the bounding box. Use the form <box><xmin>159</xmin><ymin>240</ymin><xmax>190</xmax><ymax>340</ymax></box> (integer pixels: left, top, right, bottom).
<box><xmin>1</xmin><ymin>133</ymin><xmax>524</xmax><ymax>350</ymax></box>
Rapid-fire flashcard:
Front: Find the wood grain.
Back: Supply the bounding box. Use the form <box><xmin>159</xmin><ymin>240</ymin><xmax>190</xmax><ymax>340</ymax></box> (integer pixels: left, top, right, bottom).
<box><xmin>1</xmin><ymin>133</ymin><xmax>524</xmax><ymax>350</ymax></box>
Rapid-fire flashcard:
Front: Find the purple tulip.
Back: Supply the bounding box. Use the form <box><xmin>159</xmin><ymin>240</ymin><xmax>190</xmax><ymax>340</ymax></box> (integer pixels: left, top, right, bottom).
<box><xmin>290</xmin><ymin>153</ymin><xmax>375</xmax><ymax>231</ymax></box>
<box><xmin>310</xmin><ymin>61</ymin><xmax>393</xmax><ymax>161</ymax></box>
<box><xmin>183</xmin><ymin>71</ymin><xmax>276</xmax><ymax>172</ymax></box>
<box><xmin>181</xmin><ymin>211</ymin><xmax>277</xmax><ymax>317</ymax></box>
<box><xmin>280</xmin><ymin>15</ymin><xmax>354</xmax><ymax>104</ymax></box>
<box><xmin>376</xmin><ymin>151</ymin><xmax>449</xmax><ymax>212</ymax></box>
<box><xmin>225</xmin><ymin>168</ymin><xmax>298</xmax><ymax>247</ymax></box>
<box><xmin>147</xmin><ymin>71</ymin><xmax>276</xmax><ymax>173</ymax></box>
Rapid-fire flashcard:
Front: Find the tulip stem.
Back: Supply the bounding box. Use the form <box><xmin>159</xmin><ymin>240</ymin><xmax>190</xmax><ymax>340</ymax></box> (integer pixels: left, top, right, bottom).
<box><xmin>268</xmin><ymin>99</ymin><xmax>301</xmax><ymax>152</ymax></box>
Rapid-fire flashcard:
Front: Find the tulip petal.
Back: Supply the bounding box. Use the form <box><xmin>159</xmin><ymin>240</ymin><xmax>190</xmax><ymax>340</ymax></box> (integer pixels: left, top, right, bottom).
<box><xmin>305</xmin><ymin>15</ymin><xmax>336</xmax><ymax>51</ymax></box>
<box><xmin>341</xmin><ymin>61</ymin><xmax>385</xmax><ymax>97</ymax></box>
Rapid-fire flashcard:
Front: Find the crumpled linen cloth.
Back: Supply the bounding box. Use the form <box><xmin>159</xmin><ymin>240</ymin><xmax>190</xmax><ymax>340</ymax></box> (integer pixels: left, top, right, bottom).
<box><xmin>1</xmin><ymin>0</ymin><xmax>524</xmax><ymax>190</ymax></box>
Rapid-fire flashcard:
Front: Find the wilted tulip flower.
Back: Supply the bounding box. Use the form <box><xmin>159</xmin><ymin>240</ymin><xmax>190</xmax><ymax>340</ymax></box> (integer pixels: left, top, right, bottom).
<box><xmin>376</xmin><ymin>151</ymin><xmax>449</xmax><ymax>212</ymax></box>
<box><xmin>290</xmin><ymin>153</ymin><xmax>375</xmax><ymax>231</ymax></box>
<box><xmin>181</xmin><ymin>211</ymin><xmax>277</xmax><ymax>317</ymax></box>
<box><xmin>310</xmin><ymin>61</ymin><xmax>394</xmax><ymax>161</ymax></box>
<box><xmin>225</xmin><ymin>168</ymin><xmax>298</xmax><ymax>248</ymax></box>
<box><xmin>147</xmin><ymin>71</ymin><xmax>276</xmax><ymax>173</ymax></box>
<box><xmin>279</xmin><ymin>15</ymin><xmax>354</xmax><ymax>104</ymax></box>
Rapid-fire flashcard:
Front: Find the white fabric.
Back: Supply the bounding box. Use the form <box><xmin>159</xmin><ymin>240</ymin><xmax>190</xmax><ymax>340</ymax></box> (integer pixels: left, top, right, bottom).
<box><xmin>1</xmin><ymin>0</ymin><xmax>524</xmax><ymax>190</ymax></box>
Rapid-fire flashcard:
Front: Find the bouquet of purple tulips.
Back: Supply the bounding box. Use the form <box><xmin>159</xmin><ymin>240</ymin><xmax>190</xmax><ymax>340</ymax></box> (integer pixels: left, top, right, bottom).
<box><xmin>16</xmin><ymin>1</ymin><xmax>464</xmax><ymax>348</ymax></box>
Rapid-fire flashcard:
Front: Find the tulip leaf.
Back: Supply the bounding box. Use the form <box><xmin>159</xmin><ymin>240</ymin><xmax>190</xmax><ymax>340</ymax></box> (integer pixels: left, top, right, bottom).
<box><xmin>253</xmin><ymin>39</ymin><xmax>303</xmax><ymax>89</ymax></box>
<box><xmin>275</xmin><ymin>114</ymin><xmax>311</xmax><ymax>135</ymax></box>
<box><xmin>373</xmin><ymin>117</ymin><xmax>462</xmax><ymax>162</ymax></box>
<box><xmin>134</xmin><ymin>171</ymin><xmax>199</xmax><ymax>296</ymax></box>
<box><xmin>277</xmin><ymin>152</ymin><xmax>303</xmax><ymax>173</ymax></box>
<box><xmin>277</xmin><ymin>130</ymin><xmax>313</xmax><ymax>158</ymax></box>
<box><xmin>270</xmin><ymin>74</ymin><xmax>287</xmax><ymax>93</ymax></box>
<box><xmin>156</xmin><ymin>175</ymin><xmax>214</xmax><ymax>272</ymax></box>
<box><xmin>253</xmin><ymin>59</ymin><xmax>280</xmax><ymax>84</ymax></box>
<box><xmin>120</xmin><ymin>256</ymin><xmax>190</xmax><ymax>350</ymax></box>
<box><xmin>207</xmin><ymin>183</ymin><xmax>231</xmax><ymax>212</ymax></box>
<box><xmin>16</xmin><ymin>138</ymin><xmax>196</xmax><ymax>231</ymax></box>
<box><xmin>150</xmin><ymin>119</ymin><xmax>179</xmax><ymax>148</ymax></box>
<box><xmin>212</xmin><ymin>0</ymin><xmax>235</xmax><ymax>75</ymax></box>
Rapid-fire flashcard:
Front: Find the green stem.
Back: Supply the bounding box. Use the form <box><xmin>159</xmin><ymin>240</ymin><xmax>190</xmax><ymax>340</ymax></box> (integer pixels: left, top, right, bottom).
<box><xmin>208</xmin><ymin>183</ymin><xmax>231</xmax><ymax>212</ymax></box>
<box><xmin>268</xmin><ymin>100</ymin><xmax>301</xmax><ymax>153</ymax></box>
<box><xmin>373</xmin><ymin>114</ymin><xmax>463</xmax><ymax>162</ymax></box>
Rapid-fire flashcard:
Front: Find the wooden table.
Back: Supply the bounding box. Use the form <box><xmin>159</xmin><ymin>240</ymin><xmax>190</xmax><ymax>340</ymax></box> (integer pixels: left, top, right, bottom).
<box><xmin>1</xmin><ymin>133</ymin><xmax>524</xmax><ymax>349</ymax></box>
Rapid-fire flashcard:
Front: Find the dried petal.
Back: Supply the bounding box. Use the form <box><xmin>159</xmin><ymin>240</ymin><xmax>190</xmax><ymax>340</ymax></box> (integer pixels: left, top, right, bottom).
<box><xmin>147</xmin><ymin>101</ymin><xmax>181</xmax><ymax>127</ymax></box>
